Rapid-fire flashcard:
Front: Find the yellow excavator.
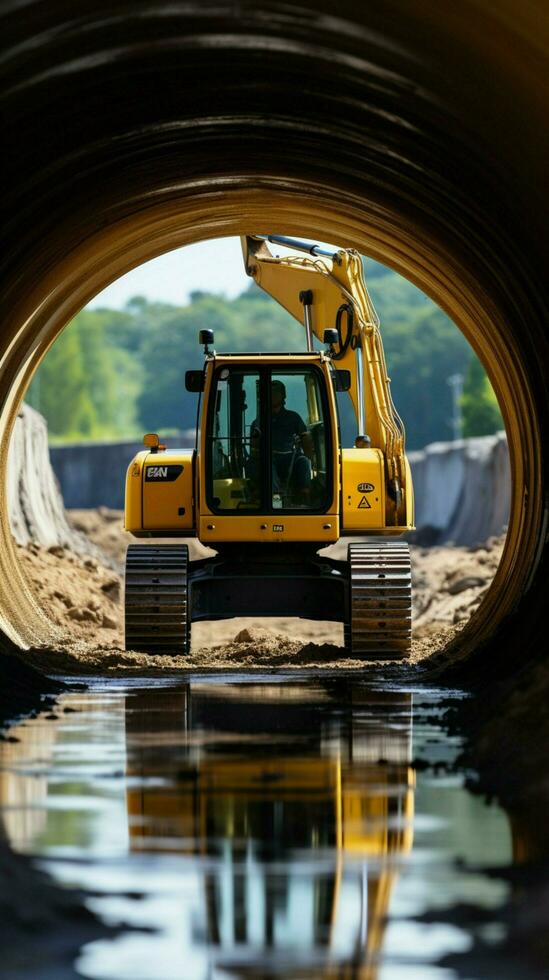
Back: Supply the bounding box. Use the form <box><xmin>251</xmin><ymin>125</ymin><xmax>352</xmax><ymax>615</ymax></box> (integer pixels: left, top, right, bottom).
<box><xmin>124</xmin><ymin>235</ymin><xmax>414</xmax><ymax>657</ymax></box>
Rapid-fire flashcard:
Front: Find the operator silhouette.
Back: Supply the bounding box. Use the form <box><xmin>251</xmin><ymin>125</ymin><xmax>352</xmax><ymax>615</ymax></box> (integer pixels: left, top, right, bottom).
<box><xmin>250</xmin><ymin>380</ymin><xmax>313</xmax><ymax>499</ymax></box>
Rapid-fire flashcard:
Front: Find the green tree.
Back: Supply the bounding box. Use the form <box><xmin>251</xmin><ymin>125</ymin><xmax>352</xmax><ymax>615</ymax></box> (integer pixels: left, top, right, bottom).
<box><xmin>26</xmin><ymin>327</ymin><xmax>98</xmax><ymax>437</ymax></box>
<box><xmin>137</xmin><ymin>300</ymin><xmax>234</xmax><ymax>433</ymax></box>
<box><xmin>363</xmin><ymin>261</ymin><xmax>472</xmax><ymax>448</ymax></box>
<box><xmin>461</xmin><ymin>355</ymin><xmax>503</xmax><ymax>437</ymax></box>
<box><xmin>137</xmin><ymin>290</ymin><xmax>298</xmax><ymax>433</ymax></box>
<box><xmin>27</xmin><ymin>307</ymin><xmax>143</xmax><ymax>440</ymax></box>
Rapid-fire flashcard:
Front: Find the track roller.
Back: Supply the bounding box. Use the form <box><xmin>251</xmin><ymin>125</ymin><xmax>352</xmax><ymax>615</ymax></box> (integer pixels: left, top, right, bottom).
<box><xmin>347</xmin><ymin>541</ymin><xmax>412</xmax><ymax>659</ymax></box>
<box><xmin>125</xmin><ymin>544</ymin><xmax>189</xmax><ymax>654</ymax></box>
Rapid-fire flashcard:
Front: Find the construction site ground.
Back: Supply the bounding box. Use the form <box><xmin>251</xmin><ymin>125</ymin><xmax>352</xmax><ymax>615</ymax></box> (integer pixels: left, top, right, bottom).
<box><xmin>15</xmin><ymin>507</ymin><xmax>504</xmax><ymax>675</ymax></box>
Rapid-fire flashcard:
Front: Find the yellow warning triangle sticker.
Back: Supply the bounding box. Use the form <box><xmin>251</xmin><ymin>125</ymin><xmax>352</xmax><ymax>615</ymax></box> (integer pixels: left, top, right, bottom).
<box><xmin>358</xmin><ymin>495</ymin><xmax>371</xmax><ymax>509</ymax></box>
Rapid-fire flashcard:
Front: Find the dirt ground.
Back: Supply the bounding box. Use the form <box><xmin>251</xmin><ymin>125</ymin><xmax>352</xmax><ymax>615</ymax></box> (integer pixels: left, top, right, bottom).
<box><xmin>16</xmin><ymin>508</ymin><xmax>504</xmax><ymax>675</ymax></box>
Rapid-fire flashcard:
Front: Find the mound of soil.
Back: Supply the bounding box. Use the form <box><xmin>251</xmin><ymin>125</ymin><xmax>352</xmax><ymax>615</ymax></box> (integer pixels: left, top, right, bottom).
<box><xmin>12</xmin><ymin>510</ymin><xmax>505</xmax><ymax>675</ymax></box>
<box><xmin>411</xmin><ymin>535</ymin><xmax>504</xmax><ymax>637</ymax></box>
<box><xmin>16</xmin><ymin>541</ymin><xmax>122</xmax><ymax>646</ymax></box>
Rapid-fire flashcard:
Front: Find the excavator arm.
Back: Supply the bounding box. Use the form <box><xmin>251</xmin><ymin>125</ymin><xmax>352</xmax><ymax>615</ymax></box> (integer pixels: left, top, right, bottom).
<box><xmin>241</xmin><ymin>235</ymin><xmax>408</xmax><ymax>522</ymax></box>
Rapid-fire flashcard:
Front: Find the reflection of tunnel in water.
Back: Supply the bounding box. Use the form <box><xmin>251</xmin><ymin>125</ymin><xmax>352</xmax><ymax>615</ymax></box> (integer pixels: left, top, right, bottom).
<box><xmin>125</xmin><ymin>684</ymin><xmax>414</xmax><ymax>977</ymax></box>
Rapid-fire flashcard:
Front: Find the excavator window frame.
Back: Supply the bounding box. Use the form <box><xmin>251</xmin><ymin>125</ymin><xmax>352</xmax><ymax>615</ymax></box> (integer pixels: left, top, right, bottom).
<box><xmin>204</xmin><ymin>363</ymin><xmax>334</xmax><ymax>517</ymax></box>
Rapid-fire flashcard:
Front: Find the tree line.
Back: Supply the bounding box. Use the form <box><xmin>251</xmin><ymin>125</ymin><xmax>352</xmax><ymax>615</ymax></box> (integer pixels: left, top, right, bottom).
<box><xmin>26</xmin><ymin>258</ymin><xmax>502</xmax><ymax>450</ymax></box>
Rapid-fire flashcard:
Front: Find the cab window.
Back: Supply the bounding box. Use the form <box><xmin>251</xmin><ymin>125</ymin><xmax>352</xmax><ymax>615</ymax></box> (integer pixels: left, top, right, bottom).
<box><xmin>206</xmin><ymin>366</ymin><xmax>331</xmax><ymax>513</ymax></box>
<box><xmin>207</xmin><ymin>368</ymin><xmax>262</xmax><ymax>511</ymax></box>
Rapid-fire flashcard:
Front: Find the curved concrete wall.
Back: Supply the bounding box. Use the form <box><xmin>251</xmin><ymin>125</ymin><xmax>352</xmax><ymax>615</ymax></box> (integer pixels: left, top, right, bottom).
<box><xmin>409</xmin><ymin>433</ymin><xmax>510</xmax><ymax>546</ymax></box>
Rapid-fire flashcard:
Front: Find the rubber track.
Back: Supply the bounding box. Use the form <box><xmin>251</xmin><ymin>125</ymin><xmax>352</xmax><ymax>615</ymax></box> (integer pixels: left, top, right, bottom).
<box><xmin>348</xmin><ymin>541</ymin><xmax>412</xmax><ymax>659</ymax></box>
<box><xmin>125</xmin><ymin>544</ymin><xmax>189</xmax><ymax>654</ymax></box>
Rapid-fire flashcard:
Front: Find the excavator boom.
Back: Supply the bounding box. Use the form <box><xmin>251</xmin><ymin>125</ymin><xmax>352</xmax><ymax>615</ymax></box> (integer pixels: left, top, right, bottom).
<box><xmin>241</xmin><ymin>235</ymin><xmax>408</xmax><ymax>522</ymax></box>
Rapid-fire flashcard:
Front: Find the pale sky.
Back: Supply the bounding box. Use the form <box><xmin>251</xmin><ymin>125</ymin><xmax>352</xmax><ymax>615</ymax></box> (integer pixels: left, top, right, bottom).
<box><xmin>87</xmin><ymin>237</ymin><xmax>249</xmax><ymax>309</ymax></box>
<box><xmin>87</xmin><ymin>235</ymin><xmax>339</xmax><ymax>309</ymax></box>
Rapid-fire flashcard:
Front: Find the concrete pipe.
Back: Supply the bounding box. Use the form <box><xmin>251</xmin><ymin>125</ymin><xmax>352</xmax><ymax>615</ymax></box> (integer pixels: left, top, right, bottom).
<box><xmin>0</xmin><ymin>2</ymin><xmax>547</xmax><ymax>675</ymax></box>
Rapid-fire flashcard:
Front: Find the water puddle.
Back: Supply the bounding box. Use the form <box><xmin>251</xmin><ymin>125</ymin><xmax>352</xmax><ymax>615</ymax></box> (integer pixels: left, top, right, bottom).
<box><xmin>0</xmin><ymin>680</ymin><xmax>514</xmax><ymax>978</ymax></box>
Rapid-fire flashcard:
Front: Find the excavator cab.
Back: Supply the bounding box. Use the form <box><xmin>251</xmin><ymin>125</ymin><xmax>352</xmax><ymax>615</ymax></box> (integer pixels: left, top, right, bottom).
<box><xmin>124</xmin><ymin>235</ymin><xmax>414</xmax><ymax>659</ymax></box>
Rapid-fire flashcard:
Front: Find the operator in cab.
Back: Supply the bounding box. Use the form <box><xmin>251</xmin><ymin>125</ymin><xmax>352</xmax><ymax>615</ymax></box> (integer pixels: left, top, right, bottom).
<box><xmin>251</xmin><ymin>379</ymin><xmax>313</xmax><ymax>502</ymax></box>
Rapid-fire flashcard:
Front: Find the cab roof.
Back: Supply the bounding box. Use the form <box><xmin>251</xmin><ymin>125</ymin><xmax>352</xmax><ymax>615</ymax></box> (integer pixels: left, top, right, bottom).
<box><xmin>206</xmin><ymin>351</ymin><xmax>328</xmax><ymax>360</ymax></box>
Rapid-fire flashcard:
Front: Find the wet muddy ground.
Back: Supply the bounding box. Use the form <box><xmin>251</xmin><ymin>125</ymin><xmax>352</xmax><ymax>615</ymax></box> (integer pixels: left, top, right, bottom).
<box><xmin>1</xmin><ymin>676</ymin><xmax>545</xmax><ymax>979</ymax></box>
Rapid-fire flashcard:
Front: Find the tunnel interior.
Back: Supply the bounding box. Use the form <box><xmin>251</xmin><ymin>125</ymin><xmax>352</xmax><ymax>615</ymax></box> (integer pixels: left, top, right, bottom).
<box><xmin>1</xmin><ymin>2</ymin><xmax>548</xmax><ymax>672</ymax></box>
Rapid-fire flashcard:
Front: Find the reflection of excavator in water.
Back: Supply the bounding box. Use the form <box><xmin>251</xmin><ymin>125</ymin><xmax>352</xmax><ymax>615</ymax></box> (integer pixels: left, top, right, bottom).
<box><xmin>124</xmin><ymin>235</ymin><xmax>414</xmax><ymax>657</ymax></box>
<box><xmin>125</xmin><ymin>685</ymin><xmax>415</xmax><ymax>979</ymax></box>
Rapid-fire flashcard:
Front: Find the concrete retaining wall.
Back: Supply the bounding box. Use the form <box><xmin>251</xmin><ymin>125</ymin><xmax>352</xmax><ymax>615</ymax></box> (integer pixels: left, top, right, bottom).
<box><xmin>408</xmin><ymin>431</ymin><xmax>510</xmax><ymax>545</ymax></box>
